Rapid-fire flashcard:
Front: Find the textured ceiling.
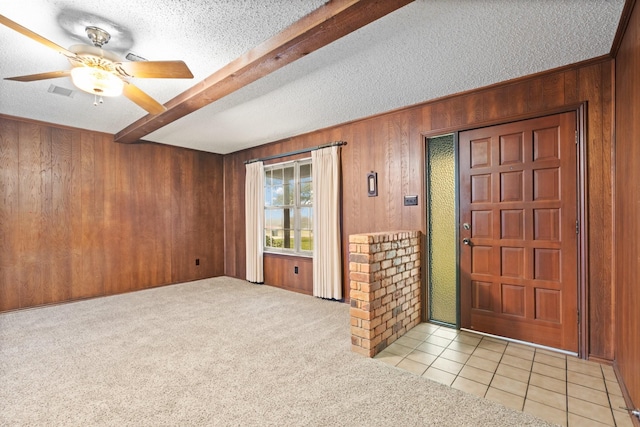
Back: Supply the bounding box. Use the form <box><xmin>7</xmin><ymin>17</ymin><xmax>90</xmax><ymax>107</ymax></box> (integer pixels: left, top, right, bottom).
<box><xmin>0</xmin><ymin>0</ymin><xmax>626</xmax><ymax>154</ymax></box>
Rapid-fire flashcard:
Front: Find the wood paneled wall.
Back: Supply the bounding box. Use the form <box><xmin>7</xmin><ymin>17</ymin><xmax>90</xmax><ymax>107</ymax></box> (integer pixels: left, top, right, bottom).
<box><xmin>223</xmin><ymin>57</ymin><xmax>615</xmax><ymax>361</ymax></box>
<box><xmin>0</xmin><ymin>115</ymin><xmax>224</xmax><ymax>312</ymax></box>
<box><xmin>614</xmin><ymin>0</ymin><xmax>640</xmax><ymax>408</ymax></box>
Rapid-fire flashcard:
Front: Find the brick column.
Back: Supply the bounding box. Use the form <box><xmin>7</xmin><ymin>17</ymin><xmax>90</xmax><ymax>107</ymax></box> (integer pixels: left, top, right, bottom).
<box><xmin>349</xmin><ymin>231</ymin><xmax>421</xmax><ymax>357</ymax></box>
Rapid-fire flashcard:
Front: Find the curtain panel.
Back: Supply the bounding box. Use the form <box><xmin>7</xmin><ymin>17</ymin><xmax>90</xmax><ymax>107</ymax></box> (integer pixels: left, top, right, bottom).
<box><xmin>312</xmin><ymin>146</ymin><xmax>342</xmax><ymax>299</ymax></box>
<box><xmin>245</xmin><ymin>161</ymin><xmax>264</xmax><ymax>283</ymax></box>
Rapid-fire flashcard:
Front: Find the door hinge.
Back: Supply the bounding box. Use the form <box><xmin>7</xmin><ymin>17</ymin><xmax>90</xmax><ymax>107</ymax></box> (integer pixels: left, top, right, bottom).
<box><xmin>575</xmin><ymin>130</ymin><xmax>578</xmax><ymax>144</ymax></box>
<box><xmin>577</xmin><ymin>309</ymin><xmax>580</xmax><ymax>324</ymax></box>
<box><xmin>576</xmin><ymin>220</ymin><xmax>580</xmax><ymax>234</ymax></box>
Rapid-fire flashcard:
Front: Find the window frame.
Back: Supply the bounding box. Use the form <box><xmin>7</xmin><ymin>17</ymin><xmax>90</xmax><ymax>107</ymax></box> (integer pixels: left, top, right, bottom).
<box><xmin>263</xmin><ymin>158</ymin><xmax>313</xmax><ymax>257</ymax></box>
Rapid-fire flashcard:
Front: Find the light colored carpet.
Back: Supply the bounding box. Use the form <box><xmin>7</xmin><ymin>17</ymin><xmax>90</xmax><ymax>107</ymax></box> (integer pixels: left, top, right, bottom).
<box><xmin>0</xmin><ymin>277</ymin><xmax>553</xmax><ymax>426</ymax></box>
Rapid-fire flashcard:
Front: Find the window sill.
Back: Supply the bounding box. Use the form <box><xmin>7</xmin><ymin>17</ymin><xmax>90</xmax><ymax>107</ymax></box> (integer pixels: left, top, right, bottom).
<box><xmin>264</xmin><ymin>250</ymin><xmax>313</xmax><ymax>259</ymax></box>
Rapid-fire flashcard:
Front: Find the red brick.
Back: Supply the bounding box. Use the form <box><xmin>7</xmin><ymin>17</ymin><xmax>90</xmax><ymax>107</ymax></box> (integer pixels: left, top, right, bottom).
<box><xmin>350</xmin><ymin>234</ymin><xmax>373</xmax><ymax>244</ymax></box>
<box><xmin>361</xmin><ymin>338</ymin><xmax>373</xmax><ymax>350</ymax></box>
<box><xmin>350</xmin><ymin>307</ymin><xmax>373</xmax><ymax>320</ymax></box>
<box><xmin>361</xmin><ymin>262</ymin><xmax>381</xmax><ymax>273</ymax></box>
<box><xmin>350</xmin><ymin>290</ymin><xmax>372</xmax><ymax>302</ymax></box>
<box><xmin>382</xmin><ymin>329</ymin><xmax>393</xmax><ymax>340</ymax></box>
<box><xmin>350</xmin><ymin>253</ymin><xmax>372</xmax><ymax>263</ymax></box>
<box><xmin>350</xmin><ymin>272</ymin><xmax>372</xmax><ymax>283</ymax></box>
<box><xmin>371</xmin><ymin>316</ymin><xmax>382</xmax><ymax>328</ymax></box>
<box><xmin>351</xmin><ymin>345</ymin><xmax>373</xmax><ymax>357</ymax></box>
<box><xmin>351</xmin><ymin>326</ymin><xmax>374</xmax><ymax>339</ymax></box>
<box><xmin>369</xmin><ymin>281</ymin><xmax>381</xmax><ymax>292</ymax></box>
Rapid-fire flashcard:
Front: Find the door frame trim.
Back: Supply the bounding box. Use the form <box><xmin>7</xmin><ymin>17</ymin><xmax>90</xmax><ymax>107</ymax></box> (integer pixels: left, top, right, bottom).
<box><xmin>577</xmin><ymin>103</ymin><xmax>589</xmax><ymax>359</ymax></box>
<box><xmin>421</xmin><ymin>103</ymin><xmax>589</xmax><ymax>358</ymax></box>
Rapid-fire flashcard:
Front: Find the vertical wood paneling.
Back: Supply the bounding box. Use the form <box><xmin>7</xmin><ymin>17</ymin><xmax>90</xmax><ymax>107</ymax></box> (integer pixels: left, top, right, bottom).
<box><xmin>171</xmin><ymin>148</ymin><xmax>193</xmax><ymax>283</ymax></box>
<box><xmin>78</xmin><ymin>131</ymin><xmax>102</xmax><ymax>299</ymax></box>
<box><xmin>564</xmin><ymin>69</ymin><xmax>578</xmax><ymax>104</ymax></box>
<box><xmin>578</xmin><ymin>62</ymin><xmax>614</xmax><ymax>360</ymax></box>
<box><xmin>101</xmin><ymin>133</ymin><xmax>119</xmax><ymax>296</ymax></box>
<box><xmin>130</xmin><ymin>143</ymin><xmax>172</xmax><ymax>289</ymax></box>
<box><xmin>0</xmin><ymin>116</ymin><xmax>224</xmax><ymax>312</ymax></box>
<box><xmin>527</xmin><ymin>77</ymin><xmax>545</xmax><ymax>111</ymax></box>
<box><xmin>18</xmin><ymin>122</ymin><xmax>44</xmax><ymax>307</ymax></box>
<box><xmin>614</xmin><ymin>0</ymin><xmax>640</xmax><ymax>407</ymax></box>
<box><xmin>49</xmin><ymin>128</ymin><xmax>73</xmax><ymax>303</ymax></box>
<box><xmin>407</xmin><ymin>108</ymin><xmax>424</xmax><ymax>232</ymax></box>
<box><xmin>542</xmin><ymin>73</ymin><xmax>565</xmax><ymax>109</ymax></box>
<box><xmin>462</xmin><ymin>93</ymin><xmax>483</xmax><ymax>126</ymax></box>
<box><xmin>114</xmin><ymin>141</ymin><xmax>134</xmax><ymax>293</ymax></box>
<box><xmin>263</xmin><ymin>254</ymin><xmax>313</xmax><ymax>295</ymax></box>
<box><xmin>387</xmin><ymin>113</ymin><xmax>405</xmax><ymax>230</ymax></box>
<box><xmin>507</xmin><ymin>82</ymin><xmax>529</xmax><ymax>116</ymax></box>
<box><xmin>223</xmin><ymin>154</ymin><xmax>243</xmax><ymax>279</ymax></box>
<box><xmin>0</xmin><ymin>118</ymin><xmax>20</xmax><ymax>311</ymax></box>
<box><xmin>200</xmin><ymin>153</ymin><xmax>225</xmax><ymax>278</ymax></box>
<box><xmin>483</xmin><ymin>86</ymin><xmax>510</xmax><ymax>120</ymax></box>
<box><xmin>39</xmin><ymin>127</ymin><xmax>53</xmax><ymax>305</ymax></box>
<box><xmin>69</xmin><ymin>130</ymin><xmax>83</xmax><ymax>299</ymax></box>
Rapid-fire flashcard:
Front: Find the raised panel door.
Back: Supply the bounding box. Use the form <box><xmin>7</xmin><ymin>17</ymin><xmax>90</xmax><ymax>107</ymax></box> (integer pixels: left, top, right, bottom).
<box><xmin>459</xmin><ymin>112</ymin><xmax>578</xmax><ymax>352</ymax></box>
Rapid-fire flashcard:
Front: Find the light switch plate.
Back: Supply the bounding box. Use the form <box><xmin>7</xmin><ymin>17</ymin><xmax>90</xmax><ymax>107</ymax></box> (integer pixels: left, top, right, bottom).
<box><xmin>404</xmin><ymin>195</ymin><xmax>418</xmax><ymax>206</ymax></box>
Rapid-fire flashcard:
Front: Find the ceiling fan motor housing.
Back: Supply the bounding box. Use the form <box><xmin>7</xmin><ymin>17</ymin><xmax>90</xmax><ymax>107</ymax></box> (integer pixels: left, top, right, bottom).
<box><xmin>85</xmin><ymin>26</ymin><xmax>110</xmax><ymax>47</ymax></box>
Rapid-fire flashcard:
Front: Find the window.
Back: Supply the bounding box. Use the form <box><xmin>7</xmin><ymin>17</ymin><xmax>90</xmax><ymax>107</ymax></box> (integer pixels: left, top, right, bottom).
<box><xmin>264</xmin><ymin>159</ymin><xmax>313</xmax><ymax>255</ymax></box>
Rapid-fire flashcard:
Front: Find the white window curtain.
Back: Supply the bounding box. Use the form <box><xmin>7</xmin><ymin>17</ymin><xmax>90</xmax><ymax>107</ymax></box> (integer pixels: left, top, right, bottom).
<box><xmin>245</xmin><ymin>161</ymin><xmax>264</xmax><ymax>283</ymax></box>
<box><xmin>312</xmin><ymin>146</ymin><xmax>342</xmax><ymax>299</ymax></box>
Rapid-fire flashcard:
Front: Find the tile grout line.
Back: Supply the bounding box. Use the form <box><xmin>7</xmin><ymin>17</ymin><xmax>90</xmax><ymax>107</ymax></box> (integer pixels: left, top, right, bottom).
<box><xmin>479</xmin><ymin>337</ymin><xmax>504</xmax><ymax>402</ymax></box>
<box><xmin>602</xmin><ymin>364</ymin><xmax>619</xmax><ymax>427</ymax></box>
<box><xmin>564</xmin><ymin>349</ymin><xmax>569</xmax><ymax>427</ymax></box>
<box><xmin>386</xmin><ymin>326</ymin><xmax>630</xmax><ymax>427</ymax></box>
<box><xmin>525</xmin><ymin>349</ymin><xmax>535</xmax><ymax>416</ymax></box>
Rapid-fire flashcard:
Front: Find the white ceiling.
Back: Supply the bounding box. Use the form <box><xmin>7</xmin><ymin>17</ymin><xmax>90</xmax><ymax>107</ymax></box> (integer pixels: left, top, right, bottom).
<box><xmin>0</xmin><ymin>1</ymin><xmax>625</xmax><ymax>154</ymax></box>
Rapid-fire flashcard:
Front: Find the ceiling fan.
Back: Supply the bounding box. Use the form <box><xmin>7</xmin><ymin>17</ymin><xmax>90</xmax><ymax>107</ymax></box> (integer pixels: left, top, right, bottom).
<box><xmin>0</xmin><ymin>14</ymin><xmax>193</xmax><ymax>114</ymax></box>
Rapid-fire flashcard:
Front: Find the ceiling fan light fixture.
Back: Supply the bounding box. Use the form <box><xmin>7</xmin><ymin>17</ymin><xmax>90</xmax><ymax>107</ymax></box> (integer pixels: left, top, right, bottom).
<box><xmin>70</xmin><ymin>66</ymin><xmax>124</xmax><ymax>97</ymax></box>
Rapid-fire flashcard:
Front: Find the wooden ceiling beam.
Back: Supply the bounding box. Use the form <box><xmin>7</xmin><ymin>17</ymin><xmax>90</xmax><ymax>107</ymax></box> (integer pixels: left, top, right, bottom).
<box><xmin>114</xmin><ymin>0</ymin><xmax>414</xmax><ymax>144</ymax></box>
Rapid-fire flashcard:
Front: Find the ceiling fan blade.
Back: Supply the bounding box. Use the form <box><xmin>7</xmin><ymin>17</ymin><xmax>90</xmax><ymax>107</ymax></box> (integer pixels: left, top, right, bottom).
<box><xmin>123</xmin><ymin>82</ymin><xmax>166</xmax><ymax>115</ymax></box>
<box><xmin>0</xmin><ymin>15</ymin><xmax>76</xmax><ymax>59</ymax></box>
<box><xmin>5</xmin><ymin>70</ymin><xmax>71</xmax><ymax>82</ymax></box>
<box><xmin>117</xmin><ymin>60</ymin><xmax>194</xmax><ymax>79</ymax></box>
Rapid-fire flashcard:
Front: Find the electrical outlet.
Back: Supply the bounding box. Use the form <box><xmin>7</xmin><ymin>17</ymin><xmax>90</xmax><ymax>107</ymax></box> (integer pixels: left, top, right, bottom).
<box><xmin>195</xmin><ymin>258</ymin><xmax>200</xmax><ymax>266</ymax></box>
<box><xmin>294</xmin><ymin>266</ymin><xmax>299</xmax><ymax>274</ymax></box>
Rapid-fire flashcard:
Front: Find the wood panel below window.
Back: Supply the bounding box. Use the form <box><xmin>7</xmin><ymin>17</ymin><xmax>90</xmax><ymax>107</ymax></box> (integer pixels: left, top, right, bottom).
<box><xmin>264</xmin><ymin>253</ymin><xmax>313</xmax><ymax>296</ymax></box>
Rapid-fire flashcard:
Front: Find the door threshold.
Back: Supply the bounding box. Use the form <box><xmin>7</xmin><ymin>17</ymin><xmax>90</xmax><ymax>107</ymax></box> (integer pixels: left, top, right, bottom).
<box><xmin>460</xmin><ymin>328</ymin><xmax>579</xmax><ymax>357</ymax></box>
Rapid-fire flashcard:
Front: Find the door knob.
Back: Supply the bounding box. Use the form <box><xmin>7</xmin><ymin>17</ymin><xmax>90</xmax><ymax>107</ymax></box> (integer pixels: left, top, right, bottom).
<box><xmin>462</xmin><ymin>238</ymin><xmax>471</xmax><ymax>245</ymax></box>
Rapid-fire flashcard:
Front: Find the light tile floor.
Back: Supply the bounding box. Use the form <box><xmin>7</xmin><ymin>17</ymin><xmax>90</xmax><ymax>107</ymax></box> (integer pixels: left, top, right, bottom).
<box><xmin>374</xmin><ymin>323</ymin><xmax>634</xmax><ymax>427</ymax></box>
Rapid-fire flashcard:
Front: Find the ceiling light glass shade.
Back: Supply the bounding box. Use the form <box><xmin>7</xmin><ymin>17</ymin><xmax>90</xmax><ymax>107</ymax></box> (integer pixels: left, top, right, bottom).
<box><xmin>70</xmin><ymin>67</ymin><xmax>124</xmax><ymax>97</ymax></box>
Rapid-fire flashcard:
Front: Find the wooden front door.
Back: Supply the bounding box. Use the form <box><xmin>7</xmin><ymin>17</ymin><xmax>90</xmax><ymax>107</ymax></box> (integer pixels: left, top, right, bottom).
<box><xmin>459</xmin><ymin>112</ymin><xmax>579</xmax><ymax>352</ymax></box>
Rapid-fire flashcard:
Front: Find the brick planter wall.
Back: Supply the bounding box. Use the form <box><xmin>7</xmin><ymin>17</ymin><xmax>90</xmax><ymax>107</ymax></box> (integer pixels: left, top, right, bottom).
<box><xmin>349</xmin><ymin>230</ymin><xmax>421</xmax><ymax>357</ymax></box>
